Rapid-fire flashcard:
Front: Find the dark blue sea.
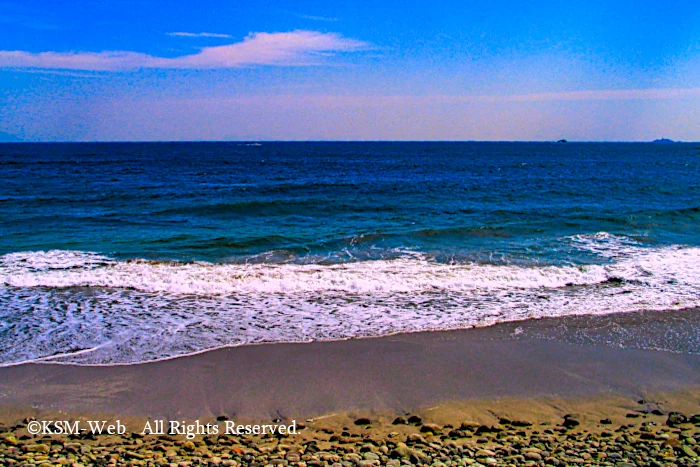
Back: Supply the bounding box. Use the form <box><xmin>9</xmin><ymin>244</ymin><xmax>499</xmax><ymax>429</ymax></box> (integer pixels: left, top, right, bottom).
<box><xmin>1</xmin><ymin>142</ymin><xmax>699</xmax><ymax>364</ymax></box>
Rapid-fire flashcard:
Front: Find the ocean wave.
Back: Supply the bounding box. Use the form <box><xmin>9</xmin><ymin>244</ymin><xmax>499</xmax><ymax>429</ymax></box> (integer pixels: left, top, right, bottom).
<box><xmin>2</xmin><ymin>239</ymin><xmax>699</xmax><ymax>295</ymax></box>
<box><xmin>1</xmin><ymin>236</ymin><xmax>699</xmax><ymax>365</ymax></box>
<box><xmin>0</xmin><ymin>250</ymin><xmax>619</xmax><ymax>294</ymax></box>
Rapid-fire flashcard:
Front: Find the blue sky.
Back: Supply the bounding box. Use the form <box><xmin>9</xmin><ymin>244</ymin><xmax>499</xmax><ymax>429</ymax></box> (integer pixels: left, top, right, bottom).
<box><xmin>1</xmin><ymin>0</ymin><xmax>699</xmax><ymax>141</ymax></box>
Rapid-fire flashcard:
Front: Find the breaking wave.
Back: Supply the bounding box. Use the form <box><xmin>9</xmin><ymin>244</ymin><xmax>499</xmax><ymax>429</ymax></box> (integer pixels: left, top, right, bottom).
<box><xmin>1</xmin><ymin>233</ymin><xmax>699</xmax><ymax>365</ymax></box>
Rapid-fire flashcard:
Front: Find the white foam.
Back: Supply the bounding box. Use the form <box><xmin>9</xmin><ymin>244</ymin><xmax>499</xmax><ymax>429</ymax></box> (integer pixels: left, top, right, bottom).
<box><xmin>0</xmin><ymin>250</ymin><xmax>612</xmax><ymax>294</ymax></box>
<box><xmin>568</xmin><ymin>232</ymin><xmax>645</xmax><ymax>259</ymax></box>
<box><xmin>1</xmin><ymin>238</ymin><xmax>699</xmax><ymax>365</ymax></box>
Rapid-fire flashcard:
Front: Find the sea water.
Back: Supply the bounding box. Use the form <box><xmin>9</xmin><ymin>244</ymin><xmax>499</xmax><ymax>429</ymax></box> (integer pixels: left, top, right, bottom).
<box><xmin>1</xmin><ymin>142</ymin><xmax>699</xmax><ymax>364</ymax></box>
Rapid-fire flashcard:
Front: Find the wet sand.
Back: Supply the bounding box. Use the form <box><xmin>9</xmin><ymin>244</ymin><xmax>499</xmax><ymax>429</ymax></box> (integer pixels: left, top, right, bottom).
<box><xmin>1</xmin><ymin>309</ymin><xmax>699</xmax><ymax>423</ymax></box>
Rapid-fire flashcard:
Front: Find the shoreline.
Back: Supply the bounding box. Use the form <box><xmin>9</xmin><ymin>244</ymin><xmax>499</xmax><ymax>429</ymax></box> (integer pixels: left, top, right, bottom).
<box><xmin>2</xmin><ymin>305</ymin><xmax>699</xmax><ymax>369</ymax></box>
<box><xmin>1</xmin><ymin>308</ymin><xmax>699</xmax><ymax>423</ymax></box>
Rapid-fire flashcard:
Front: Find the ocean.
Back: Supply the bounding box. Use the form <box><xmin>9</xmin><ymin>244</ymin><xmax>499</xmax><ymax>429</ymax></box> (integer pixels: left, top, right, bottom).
<box><xmin>1</xmin><ymin>142</ymin><xmax>699</xmax><ymax>365</ymax></box>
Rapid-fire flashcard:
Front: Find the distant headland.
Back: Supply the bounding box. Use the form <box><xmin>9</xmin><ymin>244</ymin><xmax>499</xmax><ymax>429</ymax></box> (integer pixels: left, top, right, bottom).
<box><xmin>652</xmin><ymin>138</ymin><xmax>677</xmax><ymax>144</ymax></box>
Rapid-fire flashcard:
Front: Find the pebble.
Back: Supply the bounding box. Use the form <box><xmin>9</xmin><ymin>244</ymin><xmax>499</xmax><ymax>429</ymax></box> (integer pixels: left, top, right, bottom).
<box><xmin>562</xmin><ymin>415</ymin><xmax>580</xmax><ymax>429</ymax></box>
<box><xmin>406</xmin><ymin>433</ymin><xmax>426</xmax><ymax>444</ymax></box>
<box><xmin>420</xmin><ymin>424</ymin><xmax>442</xmax><ymax>434</ymax></box>
<box><xmin>667</xmin><ymin>412</ymin><xmax>688</xmax><ymax>427</ymax></box>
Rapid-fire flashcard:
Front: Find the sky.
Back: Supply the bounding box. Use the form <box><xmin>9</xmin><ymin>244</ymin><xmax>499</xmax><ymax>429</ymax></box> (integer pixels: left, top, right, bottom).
<box><xmin>1</xmin><ymin>0</ymin><xmax>699</xmax><ymax>141</ymax></box>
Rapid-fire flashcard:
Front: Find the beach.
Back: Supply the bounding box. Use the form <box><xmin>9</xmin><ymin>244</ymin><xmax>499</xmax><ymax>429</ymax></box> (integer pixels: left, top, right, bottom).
<box><xmin>1</xmin><ymin>309</ymin><xmax>700</xmax><ymax>465</ymax></box>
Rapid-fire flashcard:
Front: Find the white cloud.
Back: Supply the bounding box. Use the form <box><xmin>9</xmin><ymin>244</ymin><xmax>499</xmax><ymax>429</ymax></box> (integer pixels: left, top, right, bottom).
<box><xmin>167</xmin><ymin>32</ymin><xmax>232</xmax><ymax>38</ymax></box>
<box><xmin>0</xmin><ymin>30</ymin><xmax>368</xmax><ymax>71</ymax></box>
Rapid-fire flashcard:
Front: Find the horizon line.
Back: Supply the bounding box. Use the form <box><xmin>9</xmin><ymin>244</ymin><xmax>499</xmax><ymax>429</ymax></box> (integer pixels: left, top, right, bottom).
<box><xmin>0</xmin><ymin>139</ymin><xmax>695</xmax><ymax>144</ymax></box>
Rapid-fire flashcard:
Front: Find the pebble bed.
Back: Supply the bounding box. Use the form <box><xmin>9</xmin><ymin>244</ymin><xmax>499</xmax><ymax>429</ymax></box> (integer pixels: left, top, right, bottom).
<box><xmin>1</xmin><ymin>411</ymin><xmax>699</xmax><ymax>467</ymax></box>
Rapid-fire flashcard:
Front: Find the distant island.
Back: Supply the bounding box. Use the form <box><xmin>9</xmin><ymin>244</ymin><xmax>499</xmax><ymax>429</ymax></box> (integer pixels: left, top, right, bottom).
<box><xmin>556</xmin><ymin>139</ymin><xmax>568</xmax><ymax>143</ymax></box>
<box><xmin>652</xmin><ymin>138</ymin><xmax>676</xmax><ymax>144</ymax></box>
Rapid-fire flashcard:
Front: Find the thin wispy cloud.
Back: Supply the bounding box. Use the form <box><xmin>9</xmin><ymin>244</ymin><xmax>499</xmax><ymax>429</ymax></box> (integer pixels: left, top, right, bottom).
<box><xmin>7</xmin><ymin>68</ymin><xmax>105</xmax><ymax>78</ymax></box>
<box><xmin>278</xmin><ymin>10</ymin><xmax>339</xmax><ymax>22</ymax></box>
<box><xmin>320</xmin><ymin>88</ymin><xmax>700</xmax><ymax>107</ymax></box>
<box><xmin>453</xmin><ymin>88</ymin><xmax>700</xmax><ymax>103</ymax></box>
<box><xmin>167</xmin><ymin>32</ymin><xmax>232</xmax><ymax>38</ymax></box>
<box><xmin>298</xmin><ymin>14</ymin><xmax>339</xmax><ymax>22</ymax></box>
<box><xmin>0</xmin><ymin>30</ymin><xmax>368</xmax><ymax>71</ymax></box>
